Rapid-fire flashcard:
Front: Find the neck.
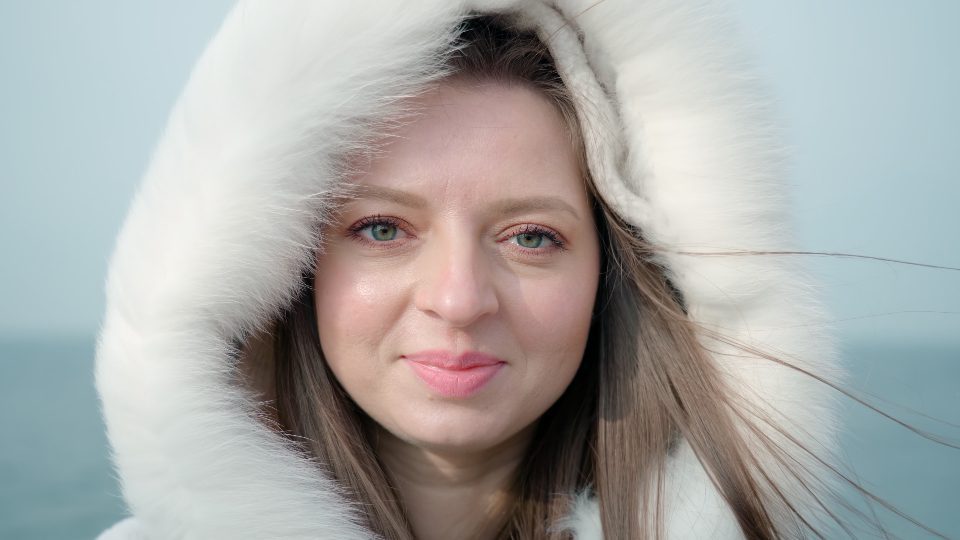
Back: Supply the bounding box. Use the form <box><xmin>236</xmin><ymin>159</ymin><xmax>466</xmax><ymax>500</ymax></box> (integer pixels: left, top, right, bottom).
<box><xmin>374</xmin><ymin>425</ymin><xmax>535</xmax><ymax>540</ymax></box>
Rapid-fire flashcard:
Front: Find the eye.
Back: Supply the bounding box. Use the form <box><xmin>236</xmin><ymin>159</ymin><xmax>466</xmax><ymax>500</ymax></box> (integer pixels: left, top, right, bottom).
<box><xmin>507</xmin><ymin>224</ymin><xmax>565</xmax><ymax>252</ymax></box>
<box><xmin>348</xmin><ymin>215</ymin><xmax>410</xmax><ymax>245</ymax></box>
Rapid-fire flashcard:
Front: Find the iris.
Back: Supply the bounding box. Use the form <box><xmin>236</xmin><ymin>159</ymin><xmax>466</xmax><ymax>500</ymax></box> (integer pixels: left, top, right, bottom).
<box><xmin>516</xmin><ymin>232</ymin><xmax>544</xmax><ymax>249</ymax></box>
<box><xmin>370</xmin><ymin>223</ymin><xmax>398</xmax><ymax>241</ymax></box>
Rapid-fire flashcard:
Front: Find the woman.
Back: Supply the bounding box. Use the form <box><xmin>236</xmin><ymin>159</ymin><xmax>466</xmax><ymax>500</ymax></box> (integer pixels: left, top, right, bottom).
<box><xmin>96</xmin><ymin>1</ymin><xmax>843</xmax><ymax>538</ymax></box>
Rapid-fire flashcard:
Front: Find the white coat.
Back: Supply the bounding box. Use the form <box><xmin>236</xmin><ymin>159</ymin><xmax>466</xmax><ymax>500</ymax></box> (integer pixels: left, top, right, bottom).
<box><xmin>95</xmin><ymin>1</ymin><xmax>843</xmax><ymax>538</ymax></box>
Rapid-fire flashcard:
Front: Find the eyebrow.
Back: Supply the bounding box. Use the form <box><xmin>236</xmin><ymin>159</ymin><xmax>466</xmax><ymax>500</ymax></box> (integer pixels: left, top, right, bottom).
<box><xmin>490</xmin><ymin>196</ymin><xmax>581</xmax><ymax>221</ymax></box>
<box><xmin>348</xmin><ymin>184</ymin><xmax>582</xmax><ymax>221</ymax></box>
<box><xmin>348</xmin><ymin>185</ymin><xmax>428</xmax><ymax>209</ymax></box>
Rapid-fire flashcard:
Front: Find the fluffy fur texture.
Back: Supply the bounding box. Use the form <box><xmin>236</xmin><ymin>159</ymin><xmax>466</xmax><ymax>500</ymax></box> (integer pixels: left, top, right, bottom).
<box><xmin>96</xmin><ymin>1</ymin><xmax>842</xmax><ymax>538</ymax></box>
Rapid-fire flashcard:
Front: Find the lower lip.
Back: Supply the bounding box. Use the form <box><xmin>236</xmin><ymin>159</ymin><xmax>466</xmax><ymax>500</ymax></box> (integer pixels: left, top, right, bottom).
<box><xmin>405</xmin><ymin>361</ymin><xmax>505</xmax><ymax>398</ymax></box>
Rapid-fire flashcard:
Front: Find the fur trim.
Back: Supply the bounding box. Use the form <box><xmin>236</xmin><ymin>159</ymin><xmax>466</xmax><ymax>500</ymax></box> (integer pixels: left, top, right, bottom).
<box><xmin>96</xmin><ymin>1</ymin><xmax>842</xmax><ymax>538</ymax></box>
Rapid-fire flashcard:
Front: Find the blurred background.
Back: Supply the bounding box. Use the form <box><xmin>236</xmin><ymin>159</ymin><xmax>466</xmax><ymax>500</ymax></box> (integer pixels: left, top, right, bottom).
<box><xmin>1</xmin><ymin>1</ymin><xmax>957</xmax><ymax>538</ymax></box>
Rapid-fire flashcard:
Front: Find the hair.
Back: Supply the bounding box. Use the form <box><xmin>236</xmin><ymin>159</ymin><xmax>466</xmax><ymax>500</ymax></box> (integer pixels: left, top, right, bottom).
<box><xmin>271</xmin><ymin>14</ymin><xmax>839</xmax><ymax>539</ymax></box>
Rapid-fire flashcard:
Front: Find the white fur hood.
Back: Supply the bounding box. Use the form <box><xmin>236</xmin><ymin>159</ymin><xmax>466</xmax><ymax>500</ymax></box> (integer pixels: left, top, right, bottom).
<box><xmin>96</xmin><ymin>1</ymin><xmax>842</xmax><ymax>538</ymax></box>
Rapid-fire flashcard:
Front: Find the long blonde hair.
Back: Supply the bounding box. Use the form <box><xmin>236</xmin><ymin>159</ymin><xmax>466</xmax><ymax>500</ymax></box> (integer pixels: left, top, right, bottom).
<box><xmin>272</xmin><ymin>14</ymin><xmax>823</xmax><ymax>539</ymax></box>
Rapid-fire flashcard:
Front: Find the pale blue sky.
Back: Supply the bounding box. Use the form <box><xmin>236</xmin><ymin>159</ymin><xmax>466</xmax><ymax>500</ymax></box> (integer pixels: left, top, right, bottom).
<box><xmin>1</xmin><ymin>1</ymin><xmax>958</xmax><ymax>344</ymax></box>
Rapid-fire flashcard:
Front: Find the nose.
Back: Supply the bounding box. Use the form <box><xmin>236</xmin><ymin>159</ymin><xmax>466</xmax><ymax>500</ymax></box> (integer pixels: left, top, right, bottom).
<box><xmin>413</xmin><ymin>232</ymin><xmax>499</xmax><ymax>328</ymax></box>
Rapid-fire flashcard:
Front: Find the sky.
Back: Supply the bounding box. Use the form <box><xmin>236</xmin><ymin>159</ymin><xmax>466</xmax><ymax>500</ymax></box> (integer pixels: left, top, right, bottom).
<box><xmin>1</xmin><ymin>1</ymin><xmax>958</xmax><ymax>345</ymax></box>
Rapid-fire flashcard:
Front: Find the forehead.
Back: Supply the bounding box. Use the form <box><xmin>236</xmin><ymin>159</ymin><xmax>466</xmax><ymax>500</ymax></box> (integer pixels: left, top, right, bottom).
<box><xmin>351</xmin><ymin>80</ymin><xmax>585</xmax><ymax>202</ymax></box>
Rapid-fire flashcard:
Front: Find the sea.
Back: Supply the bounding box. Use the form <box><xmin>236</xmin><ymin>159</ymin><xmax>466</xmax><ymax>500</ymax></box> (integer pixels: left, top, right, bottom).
<box><xmin>1</xmin><ymin>338</ymin><xmax>957</xmax><ymax>539</ymax></box>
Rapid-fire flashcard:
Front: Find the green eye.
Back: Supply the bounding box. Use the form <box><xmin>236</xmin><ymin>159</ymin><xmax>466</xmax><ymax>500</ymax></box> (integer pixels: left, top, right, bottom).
<box><xmin>515</xmin><ymin>232</ymin><xmax>544</xmax><ymax>249</ymax></box>
<box><xmin>369</xmin><ymin>223</ymin><xmax>398</xmax><ymax>241</ymax></box>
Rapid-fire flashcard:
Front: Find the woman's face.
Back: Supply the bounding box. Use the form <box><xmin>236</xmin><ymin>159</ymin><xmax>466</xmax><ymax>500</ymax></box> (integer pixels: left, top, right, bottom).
<box><xmin>313</xmin><ymin>80</ymin><xmax>601</xmax><ymax>454</ymax></box>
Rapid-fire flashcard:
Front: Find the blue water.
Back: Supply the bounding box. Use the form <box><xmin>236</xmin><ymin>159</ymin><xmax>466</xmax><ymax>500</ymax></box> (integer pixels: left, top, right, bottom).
<box><xmin>1</xmin><ymin>338</ymin><xmax>957</xmax><ymax>539</ymax></box>
<box><xmin>0</xmin><ymin>339</ymin><xmax>125</xmax><ymax>539</ymax></box>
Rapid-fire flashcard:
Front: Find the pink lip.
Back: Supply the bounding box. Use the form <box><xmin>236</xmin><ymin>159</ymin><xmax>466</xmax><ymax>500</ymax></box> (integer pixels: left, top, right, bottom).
<box><xmin>403</xmin><ymin>350</ymin><xmax>506</xmax><ymax>398</ymax></box>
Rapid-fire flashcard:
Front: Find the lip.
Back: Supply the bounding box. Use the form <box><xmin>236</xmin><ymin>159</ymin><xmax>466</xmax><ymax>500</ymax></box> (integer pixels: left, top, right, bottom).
<box><xmin>402</xmin><ymin>350</ymin><xmax>506</xmax><ymax>398</ymax></box>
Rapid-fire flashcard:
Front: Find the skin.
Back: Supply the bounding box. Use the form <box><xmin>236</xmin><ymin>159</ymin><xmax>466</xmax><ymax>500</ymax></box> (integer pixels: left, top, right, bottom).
<box><xmin>313</xmin><ymin>79</ymin><xmax>601</xmax><ymax>539</ymax></box>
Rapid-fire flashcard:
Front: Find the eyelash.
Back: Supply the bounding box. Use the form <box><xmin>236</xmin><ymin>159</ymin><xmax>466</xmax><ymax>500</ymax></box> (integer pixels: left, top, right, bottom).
<box><xmin>510</xmin><ymin>224</ymin><xmax>566</xmax><ymax>252</ymax></box>
<box><xmin>347</xmin><ymin>214</ymin><xmax>409</xmax><ymax>247</ymax></box>
<box><xmin>346</xmin><ymin>214</ymin><xmax>566</xmax><ymax>254</ymax></box>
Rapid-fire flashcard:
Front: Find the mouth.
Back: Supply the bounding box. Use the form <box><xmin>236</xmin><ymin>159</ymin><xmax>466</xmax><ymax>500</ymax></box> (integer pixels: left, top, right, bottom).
<box><xmin>402</xmin><ymin>350</ymin><xmax>506</xmax><ymax>398</ymax></box>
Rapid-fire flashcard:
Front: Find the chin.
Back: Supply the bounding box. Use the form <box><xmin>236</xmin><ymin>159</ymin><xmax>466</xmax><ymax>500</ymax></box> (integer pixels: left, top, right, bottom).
<box><xmin>406</xmin><ymin>432</ymin><xmax>504</xmax><ymax>455</ymax></box>
<box><xmin>388</xmin><ymin>407</ymin><xmax>530</xmax><ymax>455</ymax></box>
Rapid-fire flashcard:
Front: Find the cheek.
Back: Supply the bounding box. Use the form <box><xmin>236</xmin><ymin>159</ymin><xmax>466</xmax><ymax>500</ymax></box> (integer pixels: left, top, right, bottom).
<box><xmin>512</xmin><ymin>257</ymin><xmax>600</xmax><ymax>376</ymax></box>
<box><xmin>312</xmin><ymin>253</ymin><xmax>405</xmax><ymax>376</ymax></box>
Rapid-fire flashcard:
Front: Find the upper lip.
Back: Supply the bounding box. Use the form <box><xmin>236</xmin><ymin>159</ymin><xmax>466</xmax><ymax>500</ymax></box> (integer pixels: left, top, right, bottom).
<box><xmin>402</xmin><ymin>350</ymin><xmax>505</xmax><ymax>370</ymax></box>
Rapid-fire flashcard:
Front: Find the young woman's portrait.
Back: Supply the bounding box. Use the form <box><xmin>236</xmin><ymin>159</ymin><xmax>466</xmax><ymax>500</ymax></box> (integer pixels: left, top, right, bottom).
<box><xmin>1</xmin><ymin>1</ymin><xmax>956</xmax><ymax>539</ymax></box>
